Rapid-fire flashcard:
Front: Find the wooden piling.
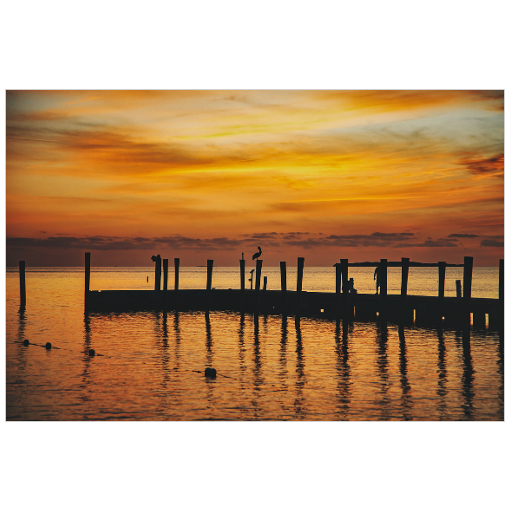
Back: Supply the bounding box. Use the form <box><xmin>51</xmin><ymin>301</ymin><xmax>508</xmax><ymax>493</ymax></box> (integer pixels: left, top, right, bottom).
<box><xmin>335</xmin><ymin>262</ymin><xmax>341</xmax><ymax>317</ymax></box>
<box><xmin>456</xmin><ymin>280</ymin><xmax>462</xmax><ymax>298</ymax></box>
<box><xmin>155</xmin><ymin>256</ymin><xmax>162</xmax><ymax>291</ymax></box>
<box><xmin>499</xmin><ymin>259</ymin><xmax>504</xmax><ymax>332</ymax></box>
<box><xmin>438</xmin><ymin>262</ymin><xmax>446</xmax><ymax>299</ymax></box>
<box><xmin>206</xmin><ymin>259</ymin><xmax>213</xmax><ymax>312</ymax></box>
<box><xmin>340</xmin><ymin>259</ymin><xmax>348</xmax><ymax>295</ymax></box>
<box><xmin>263</xmin><ymin>276</ymin><xmax>268</xmax><ymax>291</ymax></box>
<box><xmin>297</xmin><ymin>257</ymin><xmax>305</xmax><ymax>313</ymax></box>
<box><xmin>163</xmin><ymin>259</ymin><xmax>168</xmax><ymax>291</ymax></box>
<box><xmin>462</xmin><ymin>256</ymin><xmax>473</xmax><ymax>328</ymax></box>
<box><xmin>463</xmin><ymin>256</ymin><xmax>473</xmax><ymax>301</ymax></box>
<box><xmin>255</xmin><ymin>259</ymin><xmax>262</xmax><ymax>315</ymax></box>
<box><xmin>19</xmin><ymin>260</ymin><xmax>26</xmax><ymax>308</ymax></box>
<box><xmin>380</xmin><ymin>259</ymin><xmax>388</xmax><ymax>298</ymax></box>
<box><xmin>401</xmin><ymin>258</ymin><xmax>409</xmax><ymax>298</ymax></box>
<box><xmin>85</xmin><ymin>252</ymin><xmax>90</xmax><ymax>308</ymax></box>
<box><xmin>240</xmin><ymin>258</ymin><xmax>246</xmax><ymax>292</ymax></box>
<box><xmin>174</xmin><ymin>258</ymin><xmax>180</xmax><ymax>291</ymax></box>
<box><xmin>280</xmin><ymin>261</ymin><xmax>287</xmax><ymax>312</ymax></box>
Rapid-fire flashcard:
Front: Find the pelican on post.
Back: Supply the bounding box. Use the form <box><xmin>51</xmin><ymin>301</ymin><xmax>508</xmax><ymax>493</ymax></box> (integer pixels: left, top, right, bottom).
<box><xmin>252</xmin><ymin>246</ymin><xmax>262</xmax><ymax>260</ymax></box>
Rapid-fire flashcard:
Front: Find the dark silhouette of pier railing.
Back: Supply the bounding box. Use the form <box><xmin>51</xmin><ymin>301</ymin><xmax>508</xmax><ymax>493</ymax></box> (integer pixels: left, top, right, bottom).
<box><xmin>79</xmin><ymin>253</ymin><xmax>504</xmax><ymax>331</ymax></box>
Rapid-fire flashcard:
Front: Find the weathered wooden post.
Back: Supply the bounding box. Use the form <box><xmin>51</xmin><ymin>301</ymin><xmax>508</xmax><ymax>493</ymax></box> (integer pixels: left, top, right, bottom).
<box><xmin>340</xmin><ymin>259</ymin><xmax>349</xmax><ymax>294</ymax></box>
<box><xmin>85</xmin><ymin>252</ymin><xmax>90</xmax><ymax>308</ymax></box>
<box><xmin>296</xmin><ymin>257</ymin><xmax>304</xmax><ymax>313</ymax></box>
<box><xmin>263</xmin><ymin>276</ymin><xmax>267</xmax><ymax>291</ymax></box>
<box><xmin>463</xmin><ymin>256</ymin><xmax>473</xmax><ymax>301</ymax></box>
<box><xmin>400</xmin><ymin>257</ymin><xmax>410</xmax><ymax>323</ymax></box>
<box><xmin>438</xmin><ymin>261</ymin><xmax>446</xmax><ymax>325</ymax></box>
<box><xmin>463</xmin><ymin>256</ymin><xmax>473</xmax><ymax>327</ymax></box>
<box><xmin>401</xmin><ymin>258</ymin><xmax>409</xmax><ymax>298</ymax></box>
<box><xmin>380</xmin><ymin>258</ymin><xmax>388</xmax><ymax>319</ymax></box>
<box><xmin>335</xmin><ymin>262</ymin><xmax>341</xmax><ymax>317</ymax></box>
<box><xmin>206</xmin><ymin>259</ymin><xmax>213</xmax><ymax>312</ymax></box>
<box><xmin>19</xmin><ymin>261</ymin><xmax>26</xmax><ymax>308</ymax></box>
<box><xmin>280</xmin><ymin>261</ymin><xmax>287</xmax><ymax>313</ymax></box>
<box><xmin>174</xmin><ymin>258</ymin><xmax>180</xmax><ymax>291</ymax></box>
<box><xmin>380</xmin><ymin>259</ymin><xmax>388</xmax><ymax>298</ymax></box>
<box><xmin>255</xmin><ymin>259</ymin><xmax>262</xmax><ymax>315</ymax></box>
<box><xmin>155</xmin><ymin>256</ymin><xmax>162</xmax><ymax>291</ymax></box>
<box><xmin>438</xmin><ymin>262</ymin><xmax>446</xmax><ymax>299</ymax></box>
<box><xmin>240</xmin><ymin>258</ymin><xmax>245</xmax><ymax>292</ymax></box>
<box><xmin>499</xmin><ymin>259</ymin><xmax>504</xmax><ymax>332</ymax></box>
<box><xmin>240</xmin><ymin>257</ymin><xmax>245</xmax><ymax>311</ymax></box>
<box><xmin>163</xmin><ymin>259</ymin><xmax>168</xmax><ymax>291</ymax></box>
<box><xmin>456</xmin><ymin>280</ymin><xmax>462</xmax><ymax>298</ymax></box>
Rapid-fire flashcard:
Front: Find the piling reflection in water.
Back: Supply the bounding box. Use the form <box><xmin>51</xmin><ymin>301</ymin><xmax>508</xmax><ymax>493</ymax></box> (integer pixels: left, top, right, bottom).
<box><xmin>7</xmin><ymin>307</ymin><xmax>504</xmax><ymax>421</ymax></box>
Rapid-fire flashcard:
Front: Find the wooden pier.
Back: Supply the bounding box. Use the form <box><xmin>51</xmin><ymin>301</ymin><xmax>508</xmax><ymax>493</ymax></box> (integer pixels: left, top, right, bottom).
<box><xmin>82</xmin><ymin>253</ymin><xmax>504</xmax><ymax>331</ymax></box>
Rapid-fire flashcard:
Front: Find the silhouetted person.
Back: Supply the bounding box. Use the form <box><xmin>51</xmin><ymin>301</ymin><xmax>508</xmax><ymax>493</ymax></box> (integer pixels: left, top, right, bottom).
<box><xmin>252</xmin><ymin>246</ymin><xmax>262</xmax><ymax>260</ymax></box>
<box><xmin>374</xmin><ymin>265</ymin><xmax>380</xmax><ymax>294</ymax></box>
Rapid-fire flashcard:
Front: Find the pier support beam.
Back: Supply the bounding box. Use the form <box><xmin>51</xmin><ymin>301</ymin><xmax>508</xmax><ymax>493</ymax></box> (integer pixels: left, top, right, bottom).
<box><xmin>463</xmin><ymin>256</ymin><xmax>473</xmax><ymax>327</ymax></box>
<box><xmin>206</xmin><ymin>260</ymin><xmax>213</xmax><ymax>312</ymax></box>
<box><xmin>240</xmin><ymin>258</ymin><xmax>245</xmax><ymax>311</ymax></box>
<box><xmin>399</xmin><ymin>258</ymin><xmax>412</xmax><ymax>323</ymax></box>
<box><xmin>154</xmin><ymin>256</ymin><xmax>161</xmax><ymax>291</ymax></box>
<box><xmin>438</xmin><ymin>261</ymin><xmax>446</xmax><ymax>324</ymax></box>
<box><xmin>335</xmin><ymin>262</ymin><xmax>341</xmax><ymax>317</ymax></box>
<box><xmin>499</xmin><ymin>259</ymin><xmax>504</xmax><ymax>333</ymax></box>
<box><xmin>280</xmin><ymin>261</ymin><xmax>287</xmax><ymax>313</ymax></box>
<box><xmin>401</xmin><ymin>257</ymin><xmax>409</xmax><ymax>298</ymax></box>
<box><xmin>163</xmin><ymin>259</ymin><xmax>168</xmax><ymax>291</ymax></box>
<box><xmin>174</xmin><ymin>258</ymin><xmax>180</xmax><ymax>291</ymax></box>
<box><xmin>296</xmin><ymin>257</ymin><xmax>304</xmax><ymax>314</ymax></box>
<box><xmin>85</xmin><ymin>252</ymin><xmax>90</xmax><ymax>309</ymax></box>
<box><xmin>19</xmin><ymin>260</ymin><xmax>26</xmax><ymax>308</ymax></box>
<box><xmin>340</xmin><ymin>259</ymin><xmax>352</xmax><ymax>319</ymax></box>
<box><xmin>379</xmin><ymin>259</ymin><xmax>388</xmax><ymax>319</ymax></box>
<box><xmin>255</xmin><ymin>259</ymin><xmax>262</xmax><ymax>315</ymax></box>
<box><xmin>340</xmin><ymin>259</ymin><xmax>349</xmax><ymax>295</ymax></box>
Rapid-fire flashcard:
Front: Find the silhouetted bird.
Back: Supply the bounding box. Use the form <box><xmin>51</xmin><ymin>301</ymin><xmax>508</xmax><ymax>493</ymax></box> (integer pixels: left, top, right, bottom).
<box><xmin>252</xmin><ymin>247</ymin><xmax>262</xmax><ymax>260</ymax></box>
<box><xmin>151</xmin><ymin>255</ymin><xmax>161</xmax><ymax>262</ymax></box>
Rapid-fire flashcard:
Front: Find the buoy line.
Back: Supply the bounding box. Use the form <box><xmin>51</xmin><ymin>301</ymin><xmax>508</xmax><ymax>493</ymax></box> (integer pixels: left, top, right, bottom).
<box><xmin>14</xmin><ymin>340</ymin><xmax>236</xmax><ymax>379</ymax></box>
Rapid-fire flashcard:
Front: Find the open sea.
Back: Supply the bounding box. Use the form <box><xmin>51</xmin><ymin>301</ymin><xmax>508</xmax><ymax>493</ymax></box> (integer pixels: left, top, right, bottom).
<box><xmin>5</xmin><ymin>266</ymin><xmax>504</xmax><ymax>420</ymax></box>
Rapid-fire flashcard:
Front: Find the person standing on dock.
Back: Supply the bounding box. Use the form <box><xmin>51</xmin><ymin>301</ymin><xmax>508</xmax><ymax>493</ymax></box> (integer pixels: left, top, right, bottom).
<box><xmin>374</xmin><ymin>264</ymin><xmax>380</xmax><ymax>294</ymax></box>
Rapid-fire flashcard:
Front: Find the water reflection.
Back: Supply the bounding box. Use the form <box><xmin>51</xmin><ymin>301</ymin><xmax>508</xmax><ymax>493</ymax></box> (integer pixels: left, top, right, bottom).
<box><xmin>279</xmin><ymin>315</ymin><xmax>288</xmax><ymax>392</ymax></box>
<box><xmin>294</xmin><ymin>318</ymin><xmax>306</xmax><ymax>418</ymax></box>
<box><xmin>12</xmin><ymin>304</ymin><xmax>500</xmax><ymax>421</ymax></box>
<box><xmin>398</xmin><ymin>325</ymin><xmax>412</xmax><ymax>420</ymax></box>
<box><xmin>334</xmin><ymin>319</ymin><xmax>351</xmax><ymax>419</ymax></box>
<box><xmin>436</xmin><ymin>329</ymin><xmax>448</xmax><ymax>420</ymax></box>
<box><xmin>81</xmin><ymin>313</ymin><xmax>93</xmax><ymax>407</ymax></box>
<box><xmin>238</xmin><ymin>314</ymin><xmax>247</xmax><ymax>390</ymax></box>
<box><xmin>375</xmin><ymin>321</ymin><xmax>390</xmax><ymax>420</ymax></box>
<box><xmin>252</xmin><ymin>314</ymin><xmax>263</xmax><ymax>418</ymax></box>
<box><xmin>497</xmin><ymin>332</ymin><xmax>504</xmax><ymax>418</ymax></box>
<box><xmin>16</xmin><ymin>307</ymin><xmax>28</xmax><ymax>374</ymax></box>
<box><xmin>460</xmin><ymin>330</ymin><xmax>475</xmax><ymax>420</ymax></box>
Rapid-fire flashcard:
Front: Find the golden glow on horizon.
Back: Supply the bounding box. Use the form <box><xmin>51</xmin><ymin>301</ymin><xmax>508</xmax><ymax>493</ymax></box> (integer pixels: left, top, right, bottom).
<box><xmin>6</xmin><ymin>90</ymin><xmax>504</xmax><ymax>266</ymax></box>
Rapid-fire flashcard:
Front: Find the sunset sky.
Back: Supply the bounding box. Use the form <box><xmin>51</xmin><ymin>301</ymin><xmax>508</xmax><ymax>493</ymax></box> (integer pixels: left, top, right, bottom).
<box><xmin>6</xmin><ymin>90</ymin><xmax>504</xmax><ymax>267</ymax></box>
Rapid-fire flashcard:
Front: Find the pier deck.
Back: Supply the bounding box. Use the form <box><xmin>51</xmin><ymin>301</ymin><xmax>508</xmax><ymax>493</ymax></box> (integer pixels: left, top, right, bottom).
<box><xmin>85</xmin><ymin>288</ymin><xmax>503</xmax><ymax>330</ymax></box>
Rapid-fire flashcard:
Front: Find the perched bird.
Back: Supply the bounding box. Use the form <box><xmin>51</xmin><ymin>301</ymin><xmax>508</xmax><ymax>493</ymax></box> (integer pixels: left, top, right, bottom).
<box><xmin>151</xmin><ymin>255</ymin><xmax>160</xmax><ymax>262</ymax></box>
<box><xmin>252</xmin><ymin>246</ymin><xmax>262</xmax><ymax>260</ymax></box>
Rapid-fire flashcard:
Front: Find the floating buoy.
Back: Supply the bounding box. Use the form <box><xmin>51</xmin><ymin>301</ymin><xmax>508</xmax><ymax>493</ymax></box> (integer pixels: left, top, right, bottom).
<box><xmin>45</xmin><ymin>342</ymin><xmax>52</xmax><ymax>350</ymax></box>
<box><xmin>205</xmin><ymin>367</ymin><xmax>217</xmax><ymax>378</ymax></box>
<box><xmin>89</xmin><ymin>349</ymin><xmax>96</xmax><ymax>356</ymax></box>
<box><xmin>23</xmin><ymin>339</ymin><xmax>29</xmax><ymax>347</ymax></box>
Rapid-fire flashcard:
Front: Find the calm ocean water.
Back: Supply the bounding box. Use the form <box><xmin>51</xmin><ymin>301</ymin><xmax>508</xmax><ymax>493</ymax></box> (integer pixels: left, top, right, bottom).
<box><xmin>5</xmin><ymin>266</ymin><xmax>503</xmax><ymax>420</ymax></box>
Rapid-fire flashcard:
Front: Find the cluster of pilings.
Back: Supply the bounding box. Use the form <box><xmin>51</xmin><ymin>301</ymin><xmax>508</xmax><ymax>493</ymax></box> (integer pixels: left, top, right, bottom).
<box><xmin>15</xmin><ymin>253</ymin><xmax>503</xmax><ymax>330</ymax></box>
<box><xmin>80</xmin><ymin>253</ymin><xmax>504</xmax><ymax>331</ymax></box>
